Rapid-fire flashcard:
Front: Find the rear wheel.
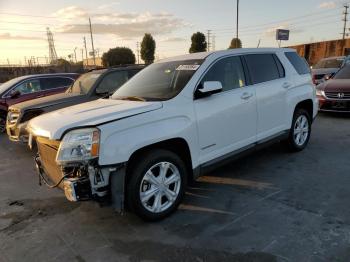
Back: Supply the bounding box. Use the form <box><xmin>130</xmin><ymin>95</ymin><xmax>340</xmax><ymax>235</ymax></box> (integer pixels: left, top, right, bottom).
<box><xmin>0</xmin><ymin>112</ymin><xmax>6</xmax><ymax>133</ymax></box>
<box><xmin>127</xmin><ymin>149</ymin><xmax>187</xmax><ymax>221</ymax></box>
<box><xmin>287</xmin><ymin>108</ymin><xmax>311</xmax><ymax>151</ymax></box>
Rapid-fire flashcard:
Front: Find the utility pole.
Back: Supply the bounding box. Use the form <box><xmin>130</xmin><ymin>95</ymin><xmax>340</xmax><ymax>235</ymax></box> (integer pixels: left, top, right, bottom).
<box><xmin>74</xmin><ymin>47</ymin><xmax>78</xmax><ymax>63</ymax></box>
<box><xmin>83</xmin><ymin>37</ymin><xmax>88</xmax><ymax>66</ymax></box>
<box><xmin>236</xmin><ymin>0</ymin><xmax>239</xmax><ymax>40</ymax></box>
<box><xmin>207</xmin><ymin>30</ymin><xmax>211</xmax><ymax>52</ymax></box>
<box><xmin>257</xmin><ymin>39</ymin><xmax>261</xmax><ymax>48</ymax></box>
<box><xmin>342</xmin><ymin>4</ymin><xmax>349</xmax><ymax>40</ymax></box>
<box><xmin>136</xmin><ymin>42</ymin><xmax>140</xmax><ymax>64</ymax></box>
<box><xmin>89</xmin><ymin>17</ymin><xmax>96</xmax><ymax>67</ymax></box>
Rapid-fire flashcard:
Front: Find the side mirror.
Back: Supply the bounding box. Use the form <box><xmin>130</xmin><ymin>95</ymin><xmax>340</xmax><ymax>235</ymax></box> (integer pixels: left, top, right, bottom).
<box><xmin>10</xmin><ymin>90</ymin><xmax>21</xmax><ymax>98</ymax></box>
<box><xmin>195</xmin><ymin>81</ymin><xmax>223</xmax><ymax>99</ymax></box>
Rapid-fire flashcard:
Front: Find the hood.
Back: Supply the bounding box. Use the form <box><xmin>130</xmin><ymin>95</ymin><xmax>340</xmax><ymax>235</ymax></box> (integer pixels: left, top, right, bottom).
<box><xmin>9</xmin><ymin>92</ymin><xmax>84</xmax><ymax>111</ymax></box>
<box><xmin>318</xmin><ymin>79</ymin><xmax>350</xmax><ymax>92</ymax></box>
<box><xmin>28</xmin><ymin>99</ymin><xmax>163</xmax><ymax>140</ymax></box>
<box><xmin>312</xmin><ymin>68</ymin><xmax>339</xmax><ymax>76</ymax></box>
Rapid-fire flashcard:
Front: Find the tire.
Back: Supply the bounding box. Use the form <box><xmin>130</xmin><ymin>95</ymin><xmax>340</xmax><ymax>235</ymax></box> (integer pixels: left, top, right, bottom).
<box><xmin>0</xmin><ymin>112</ymin><xmax>6</xmax><ymax>133</ymax></box>
<box><xmin>127</xmin><ymin>149</ymin><xmax>187</xmax><ymax>221</ymax></box>
<box><xmin>287</xmin><ymin>108</ymin><xmax>311</xmax><ymax>152</ymax></box>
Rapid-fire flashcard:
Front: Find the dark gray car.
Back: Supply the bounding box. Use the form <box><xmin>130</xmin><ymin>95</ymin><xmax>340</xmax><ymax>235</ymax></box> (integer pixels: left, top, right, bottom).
<box><xmin>6</xmin><ymin>65</ymin><xmax>144</xmax><ymax>142</ymax></box>
<box><xmin>312</xmin><ymin>56</ymin><xmax>345</xmax><ymax>85</ymax></box>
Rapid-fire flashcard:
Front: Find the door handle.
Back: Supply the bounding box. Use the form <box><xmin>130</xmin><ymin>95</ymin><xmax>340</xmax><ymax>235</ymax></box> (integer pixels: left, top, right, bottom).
<box><xmin>282</xmin><ymin>82</ymin><xmax>291</xmax><ymax>89</ymax></box>
<box><xmin>241</xmin><ymin>92</ymin><xmax>253</xmax><ymax>100</ymax></box>
<box><xmin>37</xmin><ymin>94</ymin><xmax>44</xmax><ymax>98</ymax></box>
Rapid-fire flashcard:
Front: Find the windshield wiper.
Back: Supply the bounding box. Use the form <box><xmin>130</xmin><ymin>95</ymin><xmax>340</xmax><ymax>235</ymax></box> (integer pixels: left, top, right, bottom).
<box><xmin>116</xmin><ymin>96</ymin><xmax>146</xmax><ymax>102</ymax></box>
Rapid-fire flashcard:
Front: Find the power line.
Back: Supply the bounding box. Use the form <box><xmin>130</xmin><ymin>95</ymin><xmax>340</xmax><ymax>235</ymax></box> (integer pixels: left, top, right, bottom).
<box><xmin>210</xmin><ymin>6</ymin><xmax>343</xmax><ymax>32</ymax></box>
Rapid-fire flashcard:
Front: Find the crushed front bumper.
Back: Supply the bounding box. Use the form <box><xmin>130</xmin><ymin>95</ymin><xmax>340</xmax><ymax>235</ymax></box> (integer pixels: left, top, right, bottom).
<box><xmin>34</xmin><ymin>137</ymin><xmax>126</xmax><ymax>211</ymax></box>
<box><xmin>6</xmin><ymin>121</ymin><xmax>29</xmax><ymax>143</ymax></box>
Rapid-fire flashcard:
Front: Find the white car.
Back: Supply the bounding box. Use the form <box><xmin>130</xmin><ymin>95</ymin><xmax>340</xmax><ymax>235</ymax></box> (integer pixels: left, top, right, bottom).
<box><xmin>28</xmin><ymin>48</ymin><xmax>318</xmax><ymax>221</ymax></box>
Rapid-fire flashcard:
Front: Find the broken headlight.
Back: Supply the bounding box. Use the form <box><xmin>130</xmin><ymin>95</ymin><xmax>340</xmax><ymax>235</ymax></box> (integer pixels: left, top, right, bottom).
<box><xmin>56</xmin><ymin>128</ymin><xmax>100</xmax><ymax>165</ymax></box>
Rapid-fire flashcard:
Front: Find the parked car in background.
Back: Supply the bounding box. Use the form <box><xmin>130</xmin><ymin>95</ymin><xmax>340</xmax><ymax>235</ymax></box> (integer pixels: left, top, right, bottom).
<box><xmin>316</xmin><ymin>65</ymin><xmax>350</xmax><ymax>112</ymax></box>
<box><xmin>28</xmin><ymin>48</ymin><xmax>317</xmax><ymax>221</ymax></box>
<box><xmin>0</xmin><ymin>73</ymin><xmax>79</xmax><ymax>133</ymax></box>
<box><xmin>6</xmin><ymin>65</ymin><xmax>144</xmax><ymax>142</ymax></box>
<box><xmin>312</xmin><ymin>56</ymin><xmax>345</xmax><ymax>85</ymax></box>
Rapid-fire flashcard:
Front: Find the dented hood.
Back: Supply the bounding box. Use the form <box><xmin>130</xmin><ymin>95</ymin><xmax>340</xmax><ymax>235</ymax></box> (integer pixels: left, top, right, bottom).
<box><xmin>28</xmin><ymin>98</ymin><xmax>162</xmax><ymax>140</ymax></box>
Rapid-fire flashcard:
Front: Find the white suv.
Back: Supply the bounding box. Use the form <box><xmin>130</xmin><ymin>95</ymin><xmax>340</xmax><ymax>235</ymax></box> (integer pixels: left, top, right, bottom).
<box><xmin>28</xmin><ymin>48</ymin><xmax>318</xmax><ymax>220</ymax></box>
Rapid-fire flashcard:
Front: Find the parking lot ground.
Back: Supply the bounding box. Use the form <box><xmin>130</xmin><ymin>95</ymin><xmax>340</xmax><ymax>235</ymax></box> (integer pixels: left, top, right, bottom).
<box><xmin>0</xmin><ymin>113</ymin><xmax>350</xmax><ymax>262</ymax></box>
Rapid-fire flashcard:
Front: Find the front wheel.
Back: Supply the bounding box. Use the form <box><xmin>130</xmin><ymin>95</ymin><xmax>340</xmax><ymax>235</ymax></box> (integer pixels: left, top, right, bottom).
<box><xmin>127</xmin><ymin>149</ymin><xmax>187</xmax><ymax>221</ymax></box>
<box><xmin>287</xmin><ymin>108</ymin><xmax>311</xmax><ymax>152</ymax></box>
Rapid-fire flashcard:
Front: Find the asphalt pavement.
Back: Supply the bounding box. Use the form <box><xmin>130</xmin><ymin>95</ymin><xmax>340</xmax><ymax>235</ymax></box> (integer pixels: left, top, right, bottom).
<box><xmin>0</xmin><ymin>113</ymin><xmax>350</xmax><ymax>262</ymax></box>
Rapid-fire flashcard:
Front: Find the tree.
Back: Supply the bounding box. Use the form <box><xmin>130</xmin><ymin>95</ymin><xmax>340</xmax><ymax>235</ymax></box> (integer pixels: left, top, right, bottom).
<box><xmin>102</xmin><ymin>47</ymin><xmax>136</xmax><ymax>67</ymax></box>
<box><xmin>141</xmin><ymin>33</ymin><xmax>156</xmax><ymax>64</ymax></box>
<box><xmin>229</xmin><ymin>38</ymin><xmax>242</xmax><ymax>49</ymax></box>
<box><xmin>189</xmin><ymin>32</ymin><xmax>207</xmax><ymax>53</ymax></box>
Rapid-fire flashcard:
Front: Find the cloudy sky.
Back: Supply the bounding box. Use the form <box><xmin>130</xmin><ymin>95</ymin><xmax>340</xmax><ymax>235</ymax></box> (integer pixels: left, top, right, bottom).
<box><xmin>0</xmin><ymin>0</ymin><xmax>348</xmax><ymax>64</ymax></box>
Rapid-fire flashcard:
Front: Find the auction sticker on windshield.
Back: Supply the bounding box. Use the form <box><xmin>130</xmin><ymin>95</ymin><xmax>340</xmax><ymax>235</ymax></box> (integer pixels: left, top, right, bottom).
<box><xmin>176</xmin><ymin>65</ymin><xmax>200</xmax><ymax>71</ymax></box>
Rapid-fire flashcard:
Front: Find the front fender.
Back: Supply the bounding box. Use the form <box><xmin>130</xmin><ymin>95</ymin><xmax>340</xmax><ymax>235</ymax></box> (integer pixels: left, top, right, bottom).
<box><xmin>98</xmin><ymin>114</ymin><xmax>198</xmax><ymax>168</ymax></box>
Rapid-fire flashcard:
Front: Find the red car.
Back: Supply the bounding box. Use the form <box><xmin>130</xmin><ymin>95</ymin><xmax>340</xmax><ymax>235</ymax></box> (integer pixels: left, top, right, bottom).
<box><xmin>316</xmin><ymin>65</ymin><xmax>350</xmax><ymax>112</ymax></box>
<box><xmin>0</xmin><ymin>73</ymin><xmax>79</xmax><ymax>132</ymax></box>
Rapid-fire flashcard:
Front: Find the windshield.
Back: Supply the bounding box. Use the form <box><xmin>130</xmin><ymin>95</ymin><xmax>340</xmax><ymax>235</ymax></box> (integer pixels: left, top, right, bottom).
<box><xmin>333</xmin><ymin>66</ymin><xmax>350</xmax><ymax>79</ymax></box>
<box><xmin>112</xmin><ymin>59</ymin><xmax>204</xmax><ymax>101</ymax></box>
<box><xmin>0</xmin><ymin>76</ymin><xmax>27</xmax><ymax>95</ymax></box>
<box><xmin>67</xmin><ymin>71</ymin><xmax>103</xmax><ymax>94</ymax></box>
<box><xmin>314</xmin><ymin>58</ymin><xmax>344</xmax><ymax>69</ymax></box>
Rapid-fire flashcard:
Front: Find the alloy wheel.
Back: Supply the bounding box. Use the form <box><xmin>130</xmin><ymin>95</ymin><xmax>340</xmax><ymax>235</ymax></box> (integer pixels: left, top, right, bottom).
<box><xmin>293</xmin><ymin>115</ymin><xmax>309</xmax><ymax>146</ymax></box>
<box><xmin>139</xmin><ymin>161</ymin><xmax>181</xmax><ymax>213</ymax></box>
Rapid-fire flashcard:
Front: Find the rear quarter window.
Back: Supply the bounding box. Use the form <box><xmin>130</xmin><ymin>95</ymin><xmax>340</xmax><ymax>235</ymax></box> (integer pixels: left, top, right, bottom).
<box><xmin>285</xmin><ymin>52</ymin><xmax>310</xmax><ymax>75</ymax></box>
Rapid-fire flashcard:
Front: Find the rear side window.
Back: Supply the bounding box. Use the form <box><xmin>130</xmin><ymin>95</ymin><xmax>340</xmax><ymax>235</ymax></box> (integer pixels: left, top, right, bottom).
<box><xmin>285</xmin><ymin>52</ymin><xmax>310</xmax><ymax>75</ymax></box>
<box><xmin>245</xmin><ymin>54</ymin><xmax>283</xmax><ymax>84</ymax></box>
<box><xmin>41</xmin><ymin>77</ymin><xmax>74</xmax><ymax>90</ymax></box>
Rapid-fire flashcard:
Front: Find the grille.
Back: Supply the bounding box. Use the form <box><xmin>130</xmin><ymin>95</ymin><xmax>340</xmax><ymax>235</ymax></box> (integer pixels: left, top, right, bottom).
<box><xmin>36</xmin><ymin>137</ymin><xmax>63</xmax><ymax>187</ymax></box>
<box><xmin>325</xmin><ymin>92</ymin><xmax>350</xmax><ymax>99</ymax></box>
<box><xmin>7</xmin><ymin>109</ymin><xmax>20</xmax><ymax>125</ymax></box>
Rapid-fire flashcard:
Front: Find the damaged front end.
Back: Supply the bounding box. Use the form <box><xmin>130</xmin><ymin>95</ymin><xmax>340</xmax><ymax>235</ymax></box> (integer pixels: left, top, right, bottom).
<box><xmin>33</xmin><ymin>129</ymin><xmax>126</xmax><ymax>212</ymax></box>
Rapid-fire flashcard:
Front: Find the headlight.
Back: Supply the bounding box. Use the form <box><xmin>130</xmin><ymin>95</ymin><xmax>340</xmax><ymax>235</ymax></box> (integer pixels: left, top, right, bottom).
<box><xmin>316</xmin><ymin>89</ymin><xmax>325</xmax><ymax>97</ymax></box>
<box><xmin>56</xmin><ymin>128</ymin><xmax>100</xmax><ymax>165</ymax></box>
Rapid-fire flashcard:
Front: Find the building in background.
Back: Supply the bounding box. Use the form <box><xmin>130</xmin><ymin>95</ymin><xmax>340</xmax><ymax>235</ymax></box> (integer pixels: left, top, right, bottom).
<box><xmin>83</xmin><ymin>57</ymin><xmax>103</xmax><ymax>68</ymax></box>
<box><xmin>289</xmin><ymin>39</ymin><xmax>350</xmax><ymax>66</ymax></box>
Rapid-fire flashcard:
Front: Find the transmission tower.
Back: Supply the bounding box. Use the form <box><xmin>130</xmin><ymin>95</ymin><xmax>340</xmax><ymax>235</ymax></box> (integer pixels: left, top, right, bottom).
<box><xmin>46</xmin><ymin>27</ymin><xmax>58</xmax><ymax>64</ymax></box>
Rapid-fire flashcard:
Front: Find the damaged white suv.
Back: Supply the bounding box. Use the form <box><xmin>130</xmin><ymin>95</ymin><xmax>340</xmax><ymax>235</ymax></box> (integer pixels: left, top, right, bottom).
<box><xmin>28</xmin><ymin>48</ymin><xmax>317</xmax><ymax>220</ymax></box>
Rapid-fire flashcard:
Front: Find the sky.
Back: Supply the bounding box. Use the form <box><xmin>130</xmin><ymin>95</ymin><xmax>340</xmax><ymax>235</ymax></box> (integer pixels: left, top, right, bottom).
<box><xmin>0</xmin><ymin>0</ymin><xmax>349</xmax><ymax>65</ymax></box>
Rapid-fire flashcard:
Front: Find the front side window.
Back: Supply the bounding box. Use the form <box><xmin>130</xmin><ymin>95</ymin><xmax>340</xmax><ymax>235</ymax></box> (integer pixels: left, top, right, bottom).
<box><xmin>12</xmin><ymin>79</ymin><xmax>42</xmax><ymax>95</ymax></box>
<box><xmin>68</xmin><ymin>71</ymin><xmax>104</xmax><ymax>95</ymax></box>
<box><xmin>112</xmin><ymin>60</ymin><xmax>203</xmax><ymax>101</ymax></box>
<box><xmin>245</xmin><ymin>54</ymin><xmax>282</xmax><ymax>84</ymax></box>
<box><xmin>96</xmin><ymin>71</ymin><xmax>129</xmax><ymax>94</ymax></box>
<box><xmin>201</xmin><ymin>56</ymin><xmax>246</xmax><ymax>92</ymax></box>
<box><xmin>41</xmin><ymin>77</ymin><xmax>74</xmax><ymax>90</ymax></box>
